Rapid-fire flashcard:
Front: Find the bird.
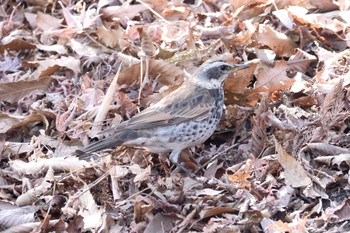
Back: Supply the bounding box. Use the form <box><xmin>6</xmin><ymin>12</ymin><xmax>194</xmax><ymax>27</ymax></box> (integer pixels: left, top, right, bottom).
<box><xmin>76</xmin><ymin>60</ymin><xmax>249</xmax><ymax>172</ymax></box>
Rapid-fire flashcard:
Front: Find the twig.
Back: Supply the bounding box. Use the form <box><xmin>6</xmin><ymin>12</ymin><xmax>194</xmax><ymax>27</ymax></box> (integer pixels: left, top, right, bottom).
<box><xmin>195</xmin><ymin>142</ymin><xmax>239</xmax><ymax>173</ymax></box>
<box><xmin>135</xmin><ymin>0</ymin><xmax>171</xmax><ymax>24</ymax></box>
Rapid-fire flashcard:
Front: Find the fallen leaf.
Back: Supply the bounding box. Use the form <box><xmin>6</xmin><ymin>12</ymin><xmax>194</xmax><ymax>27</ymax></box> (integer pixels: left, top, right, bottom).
<box><xmin>275</xmin><ymin>140</ymin><xmax>312</xmax><ymax>188</ymax></box>
<box><xmin>288</xmin><ymin>48</ymin><xmax>317</xmax><ymax>73</ymax></box>
<box><xmin>118</xmin><ymin>59</ymin><xmax>184</xmax><ymax>86</ymax></box>
<box><xmin>0</xmin><ymin>77</ymin><xmax>52</xmax><ymax>103</ymax></box>
<box><xmin>28</xmin><ymin>56</ymin><xmax>80</xmax><ymax>79</ymax></box>
<box><xmin>257</xmin><ymin>25</ymin><xmax>298</xmax><ymax>57</ymax></box>
<box><xmin>251</xmin><ymin>60</ymin><xmax>295</xmax><ymax>93</ymax></box>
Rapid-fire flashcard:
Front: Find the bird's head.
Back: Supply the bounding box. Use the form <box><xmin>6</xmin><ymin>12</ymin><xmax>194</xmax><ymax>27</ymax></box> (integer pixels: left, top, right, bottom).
<box><xmin>193</xmin><ymin>60</ymin><xmax>249</xmax><ymax>89</ymax></box>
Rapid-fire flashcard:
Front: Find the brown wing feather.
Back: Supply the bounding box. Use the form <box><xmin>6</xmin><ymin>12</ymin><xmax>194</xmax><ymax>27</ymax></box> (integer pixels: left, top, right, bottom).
<box><xmin>116</xmin><ymin>83</ymin><xmax>215</xmax><ymax>131</ymax></box>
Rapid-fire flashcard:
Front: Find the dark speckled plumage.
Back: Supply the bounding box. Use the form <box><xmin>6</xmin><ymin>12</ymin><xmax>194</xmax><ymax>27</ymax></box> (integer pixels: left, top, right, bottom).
<box><xmin>76</xmin><ymin>60</ymin><xmax>249</xmax><ymax>168</ymax></box>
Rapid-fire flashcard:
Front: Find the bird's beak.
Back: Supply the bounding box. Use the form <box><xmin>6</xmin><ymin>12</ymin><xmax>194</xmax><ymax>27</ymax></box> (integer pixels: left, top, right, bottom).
<box><xmin>232</xmin><ymin>63</ymin><xmax>250</xmax><ymax>71</ymax></box>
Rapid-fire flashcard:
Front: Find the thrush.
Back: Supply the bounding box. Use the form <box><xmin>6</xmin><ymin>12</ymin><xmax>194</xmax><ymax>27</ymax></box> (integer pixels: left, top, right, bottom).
<box><xmin>76</xmin><ymin>60</ymin><xmax>249</xmax><ymax>171</ymax></box>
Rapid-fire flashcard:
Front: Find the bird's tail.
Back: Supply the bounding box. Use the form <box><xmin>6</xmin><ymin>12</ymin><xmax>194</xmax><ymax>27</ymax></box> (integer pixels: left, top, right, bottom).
<box><xmin>75</xmin><ymin>130</ymin><xmax>138</xmax><ymax>159</ymax></box>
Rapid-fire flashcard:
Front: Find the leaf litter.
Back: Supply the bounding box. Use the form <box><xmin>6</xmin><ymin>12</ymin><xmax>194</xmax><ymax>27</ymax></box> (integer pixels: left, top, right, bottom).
<box><xmin>0</xmin><ymin>0</ymin><xmax>350</xmax><ymax>232</ymax></box>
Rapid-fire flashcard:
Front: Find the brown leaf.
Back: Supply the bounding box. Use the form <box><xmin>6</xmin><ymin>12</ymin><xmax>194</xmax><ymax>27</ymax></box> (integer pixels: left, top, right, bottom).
<box><xmin>0</xmin><ymin>113</ymin><xmax>22</xmax><ymax>134</ymax></box>
<box><xmin>275</xmin><ymin>139</ymin><xmax>312</xmax><ymax>188</ymax></box>
<box><xmin>314</xmin><ymin>154</ymin><xmax>350</xmax><ymax>170</ymax></box>
<box><xmin>162</xmin><ymin>5</ymin><xmax>191</xmax><ymax>21</ymax></box>
<box><xmin>257</xmin><ymin>25</ymin><xmax>298</xmax><ymax>57</ymax></box>
<box><xmin>334</xmin><ymin>200</ymin><xmax>350</xmax><ymax>222</ymax></box>
<box><xmin>250</xmin><ymin>94</ymin><xmax>269</xmax><ymax>157</ymax></box>
<box><xmin>144</xmin><ymin>213</ymin><xmax>174</xmax><ymax>233</ymax></box>
<box><xmin>0</xmin><ymin>77</ymin><xmax>52</xmax><ymax>103</ymax></box>
<box><xmin>227</xmin><ymin>164</ymin><xmax>252</xmax><ymax>189</ymax></box>
<box><xmin>137</xmin><ymin>27</ymin><xmax>156</xmax><ymax>57</ymax></box>
<box><xmin>0</xmin><ymin>38</ymin><xmax>36</xmax><ymax>54</ymax></box>
<box><xmin>28</xmin><ymin>56</ymin><xmax>81</xmax><ymax>79</ymax></box>
<box><xmin>134</xmin><ymin>196</ymin><xmax>153</xmax><ymax>223</ymax></box>
<box><xmin>230</xmin><ymin>0</ymin><xmax>272</xmax><ymax>20</ymax></box>
<box><xmin>36</xmin><ymin>12</ymin><xmax>61</xmax><ymax>31</ymax></box>
<box><xmin>309</xmin><ymin>0</ymin><xmax>339</xmax><ymax>12</ymax></box>
<box><xmin>101</xmin><ymin>4</ymin><xmax>148</xmax><ymax>20</ymax></box>
<box><xmin>251</xmin><ymin>60</ymin><xmax>295</xmax><ymax>93</ymax></box>
<box><xmin>118</xmin><ymin>59</ymin><xmax>184</xmax><ymax>86</ymax></box>
<box><xmin>224</xmin><ymin>60</ymin><xmax>257</xmax><ymax>92</ymax></box>
<box><xmin>320</xmin><ymin>79</ymin><xmax>345</xmax><ymax>128</ymax></box>
<box><xmin>7</xmin><ymin>113</ymin><xmax>49</xmax><ymax>134</ymax></box>
<box><xmin>288</xmin><ymin>48</ymin><xmax>317</xmax><ymax>73</ymax></box>
<box><xmin>200</xmin><ymin>207</ymin><xmax>237</xmax><ymax>219</ymax></box>
<box><xmin>96</xmin><ymin>24</ymin><xmax>125</xmax><ymax>48</ymax></box>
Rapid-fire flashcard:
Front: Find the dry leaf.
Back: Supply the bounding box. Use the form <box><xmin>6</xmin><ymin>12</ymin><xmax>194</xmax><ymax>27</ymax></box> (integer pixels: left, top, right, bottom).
<box><xmin>96</xmin><ymin>24</ymin><xmax>125</xmax><ymax>48</ymax></box>
<box><xmin>275</xmin><ymin>140</ymin><xmax>312</xmax><ymax>188</ymax></box>
<box><xmin>314</xmin><ymin>154</ymin><xmax>350</xmax><ymax>170</ymax></box>
<box><xmin>0</xmin><ymin>38</ymin><xmax>36</xmax><ymax>53</ymax></box>
<box><xmin>200</xmin><ymin>207</ymin><xmax>237</xmax><ymax>219</ymax></box>
<box><xmin>144</xmin><ymin>213</ymin><xmax>174</xmax><ymax>233</ymax></box>
<box><xmin>258</xmin><ymin>25</ymin><xmax>298</xmax><ymax>57</ymax></box>
<box><xmin>118</xmin><ymin>59</ymin><xmax>184</xmax><ymax>86</ymax></box>
<box><xmin>101</xmin><ymin>4</ymin><xmax>147</xmax><ymax>20</ymax></box>
<box><xmin>36</xmin><ymin>12</ymin><xmax>61</xmax><ymax>31</ymax></box>
<box><xmin>288</xmin><ymin>48</ymin><xmax>317</xmax><ymax>73</ymax></box>
<box><xmin>230</xmin><ymin>0</ymin><xmax>272</xmax><ymax>20</ymax></box>
<box><xmin>138</xmin><ymin>27</ymin><xmax>156</xmax><ymax>57</ymax></box>
<box><xmin>0</xmin><ymin>77</ymin><xmax>52</xmax><ymax>103</ymax></box>
<box><xmin>28</xmin><ymin>56</ymin><xmax>81</xmax><ymax>79</ymax></box>
<box><xmin>251</xmin><ymin>60</ymin><xmax>295</xmax><ymax>93</ymax></box>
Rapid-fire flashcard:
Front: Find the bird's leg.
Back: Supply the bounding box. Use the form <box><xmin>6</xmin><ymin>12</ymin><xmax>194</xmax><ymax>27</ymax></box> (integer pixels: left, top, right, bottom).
<box><xmin>169</xmin><ymin>150</ymin><xmax>195</xmax><ymax>177</ymax></box>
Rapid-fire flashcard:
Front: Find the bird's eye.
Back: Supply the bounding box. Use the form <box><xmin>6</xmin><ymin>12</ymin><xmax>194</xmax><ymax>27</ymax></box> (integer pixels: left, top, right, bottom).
<box><xmin>219</xmin><ymin>65</ymin><xmax>229</xmax><ymax>71</ymax></box>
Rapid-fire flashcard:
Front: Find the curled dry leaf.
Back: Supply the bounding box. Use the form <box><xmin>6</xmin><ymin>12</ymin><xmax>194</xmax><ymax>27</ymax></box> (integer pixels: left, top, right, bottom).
<box><xmin>200</xmin><ymin>207</ymin><xmax>237</xmax><ymax>219</ymax></box>
<box><xmin>7</xmin><ymin>113</ymin><xmax>49</xmax><ymax>133</ymax></box>
<box><xmin>133</xmin><ymin>196</ymin><xmax>154</xmax><ymax>223</ymax></box>
<box><xmin>129</xmin><ymin>164</ymin><xmax>151</xmax><ymax>184</ymax></box>
<box><xmin>250</xmin><ymin>94</ymin><xmax>269</xmax><ymax>157</ymax></box>
<box><xmin>10</xmin><ymin>157</ymin><xmax>91</xmax><ymax>175</ymax></box>
<box><xmin>77</xmin><ymin>185</ymin><xmax>106</xmax><ymax>231</ymax></box>
<box><xmin>316</xmin><ymin>50</ymin><xmax>350</xmax><ymax>85</ymax></box>
<box><xmin>221</xmin><ymin>21</ymin><xmax>257</xmax><ymax>48</ymax></box>
<box><xmin>138</xmin><ymin>27</ymin><xmax>156</xmax><ymax>57</ymax></box>
<box><xmin>300</xmin><ymin>143</ymin><xmax>350</xmax><ymax>157</ymax></box>
<box><xmin>290</xmin><ymin>11</ymin><xmax>347</xmax><ymax>50</ymax></box>
<box><xmin>314</xmin><ymin>154</ymin><xmax>350</xmax><ymax>170</ymax></box>
<box><xmin>28</xmin><ymin>56</ymin><xmax>80</xmax><ymax>79</ymax></box>
<box><xmin>0</xmin><ymin>113</ymin><xmax>23</xmax><ymax>133</ymax></box>
<box><xmin>333</xmin><ymin>200</ymin><xmax>350</xmax><ymax>222</ymax></box>
<box><xmin>275</xmin><ymin>140</ymin><xmax>312</xmax><ymax>188</ymax></box>
<box><xmin>16</xmin><ymin>167</ymin><xmax>54</xmax><ymax>206</ymax></box>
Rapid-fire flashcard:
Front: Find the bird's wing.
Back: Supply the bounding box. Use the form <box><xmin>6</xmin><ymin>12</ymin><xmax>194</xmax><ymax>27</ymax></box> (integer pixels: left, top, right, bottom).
<box><xmin>116</xmin><ymin>84</ymin><xmax>216</xmax><ymax>131</ymax></box>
